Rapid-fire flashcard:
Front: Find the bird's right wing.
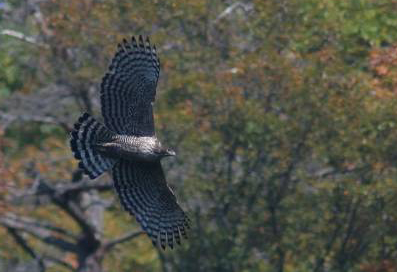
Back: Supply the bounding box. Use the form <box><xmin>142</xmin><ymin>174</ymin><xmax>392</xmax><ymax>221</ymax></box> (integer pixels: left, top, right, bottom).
<box><xmin>101</xmin><ymin>36</ymin><xmax>160</xmax><ymax>136</ymax></box>
<box><xmin>112</xmin><ymin>159</ymin><xmax>189</xmax><ymax>249</ymax></box>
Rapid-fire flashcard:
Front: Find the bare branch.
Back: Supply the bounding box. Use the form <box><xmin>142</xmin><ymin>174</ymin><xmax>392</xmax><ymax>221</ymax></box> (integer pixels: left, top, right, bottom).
<box><xmin>6</xmin><ymin>227</ymin><xmax>45</xmax><ymax>272</ymax></box>
<box><xmin>0</xmin><ymin>29</ymin><xmax>49</xmax><ymax>48</ymax></box>
<box><xmin>104</xmin><ymin>230</ymin><xmax>145</xmax><ymax>251</ymax></box>
<box><xmin>0</xmin><ymin>110</ymin><xmax>72</xmax><ymax>133</ymax></box>
<box><xmin>1</xmin><ymin>213</ymin><xmax>77</xmax><ymax>239</ymax></box>
<box><xmin>22</xmin><ymin>179</ymin><xmax>112</xmax><ymax>198</ymax></box>
<box><xmin>43</xmin><ymin>255</ymin><xmax>75</xmax><ymax>271</ymax></box>
<box><xmin>55</xmin><ymin>180</ymin><xmax>113</xmax><ymax>195</ymax></box>
<box><xmin>54</xmin><ymin>195</ymin><xmax>98</xmax><ymax>236</ymax></box>
<box><xmin>0</xmin><ymin>215</ymin><xmax>78</xmax><ymax>253</ymax></box>
<box><xmin>5</xmin><ymin>218</ymin><xmax>75</xmax><ymax>271</ymax></box>
<box><xmin>213</xmin><ymin>2</ymin><xmax>253</xmax><ymax>24</ymax></box>
<box><xmin>30</xmin><ymin>179</ymin><xmax>99</xmax><ymax>237</ymax></box>
<box><xmin>0</xmin><ymin>111</ymin><xmax>59</xmax><ymax>124</ymax></box>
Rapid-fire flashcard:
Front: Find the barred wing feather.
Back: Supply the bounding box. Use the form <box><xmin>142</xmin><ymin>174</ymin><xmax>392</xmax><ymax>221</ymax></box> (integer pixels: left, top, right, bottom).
<box><xmin>112</xmin><ymin>160</ymin><xmax>190</xmax><ymax>249</ymax></box>
<box><xmin>101</xmin><ymin>36</ymin><xmax>160</xmax><ymax>136</ymax></box>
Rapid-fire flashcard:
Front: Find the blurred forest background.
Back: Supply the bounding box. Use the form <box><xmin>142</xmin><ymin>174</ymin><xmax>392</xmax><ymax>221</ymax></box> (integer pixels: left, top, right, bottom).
<box><xmin>1</xmin><ymin>0</ymin><xmax>397</xmax><ymax>271</ymax></box>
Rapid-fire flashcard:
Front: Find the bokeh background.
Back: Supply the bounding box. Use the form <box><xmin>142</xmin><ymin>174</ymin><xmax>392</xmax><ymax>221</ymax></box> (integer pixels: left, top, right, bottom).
<box><xmin>1</xmin><ymin>0</ymin><xmax>397</xmax><ymax>271</ymax></box>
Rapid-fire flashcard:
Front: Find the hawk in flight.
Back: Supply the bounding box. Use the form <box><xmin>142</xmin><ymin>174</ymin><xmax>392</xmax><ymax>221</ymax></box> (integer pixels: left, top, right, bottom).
<box><xmin>70</xmin><ymin>36</ymin><xmax>189</xmax><ymax>249</ymax></box>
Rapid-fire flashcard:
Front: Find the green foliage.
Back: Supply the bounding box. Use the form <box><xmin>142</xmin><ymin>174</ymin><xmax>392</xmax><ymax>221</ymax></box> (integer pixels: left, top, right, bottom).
<box><xmin>0</xmin><ymin>39</ymin><xmax>25</xmax><ymax>98</ymax></box>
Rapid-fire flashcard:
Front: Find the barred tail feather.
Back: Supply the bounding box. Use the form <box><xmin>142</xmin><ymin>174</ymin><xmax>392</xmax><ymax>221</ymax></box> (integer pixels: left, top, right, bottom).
<box><xmin>70</xmin><ymin>113</ymin><xmax>117</xmax><ymax>179</ymax></box>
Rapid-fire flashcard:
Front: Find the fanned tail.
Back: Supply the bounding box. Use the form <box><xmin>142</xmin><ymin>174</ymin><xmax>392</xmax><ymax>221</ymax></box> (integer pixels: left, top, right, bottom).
<box><xmin>70</xmin><ymin>113</ymin><xmax>117</xmax><ymax>179</ymax></box>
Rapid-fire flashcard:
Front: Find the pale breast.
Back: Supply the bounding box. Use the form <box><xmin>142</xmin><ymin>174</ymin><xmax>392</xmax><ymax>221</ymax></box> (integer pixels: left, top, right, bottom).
<box><xmin>113</xmin><ymin>135</ymin><xmax>160</xmax><ymax>162</ymax></box>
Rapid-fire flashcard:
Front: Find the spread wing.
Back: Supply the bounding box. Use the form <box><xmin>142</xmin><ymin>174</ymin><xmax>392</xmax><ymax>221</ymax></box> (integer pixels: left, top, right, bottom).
<box><xmin>112</xmin><ymin>159</ymin><xmax>190</xmax><ymax>249</ymax></box>
<box><xmin>101</xmin><ymin>36</ymin><xmax>160</xmax><ymax>136</ymax></box>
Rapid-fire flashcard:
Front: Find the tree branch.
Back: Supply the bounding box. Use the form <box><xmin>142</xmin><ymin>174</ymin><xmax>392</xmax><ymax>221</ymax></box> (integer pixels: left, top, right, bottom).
<box><xmin>0</xmin><ymin>215</ymin><xmax>78</xmax><ymax>252</ymax></box>
<box><xmin>0</xmin><ymin>29</ymin><xmax>49</xmax><ymax>48</ymax></box>
<box><xmin>213</xmin><ymin>2</ymin><xmax>253</xmax><ymax>24</ymax></box>
<box><xmin>14</xmin><ymin>179</ymin><xmax>113</xmax><ymax>199</ymax></box>
<box><xmin>104</xmin><ymin>230</ymin><xmax>145</xmax><ymax>251</ymax></box>
<box><xmin>43</xmin><ymin>255</ymin><xmax>75</xmax><ymax>271</ymax></box>
<box><xmin>56</xmin><ymin>180</ymin><xmax>113</xmax><ymax>195</ymax></box>
<box><xmin>35</xmin><ymin>179</ymin><xmax>98</xmax><ymax>237</ymax></box>
<box><xmin>1</xmin><ymin>213</ymin><xmax>76</xmax><ymax>238</ymax></box>
<box><xmin>6</xmin><ymin>227</ymin><xmax>45</xmax><ymax>272</ymax></box>
<box><xmin>0</xmin><ymin>110</ymin><xmax>71</xmax><ymax>133</ymax></box>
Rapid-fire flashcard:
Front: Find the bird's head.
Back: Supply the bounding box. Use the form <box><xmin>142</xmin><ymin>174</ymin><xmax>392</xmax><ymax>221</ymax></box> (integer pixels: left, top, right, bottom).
<box><xmin>163</xmin><ymin>147</ymin><xmax>176</xmax><ymax>157</ymax></box>
<box><xmin>155</xmin><ymin>144</ymin><xmax>176</xmax><ymax>158</ymax></box>
<box><xmin>154</xmin><ymin>139</ymin><xmax>176</xmax><ymax>158</ymax></box>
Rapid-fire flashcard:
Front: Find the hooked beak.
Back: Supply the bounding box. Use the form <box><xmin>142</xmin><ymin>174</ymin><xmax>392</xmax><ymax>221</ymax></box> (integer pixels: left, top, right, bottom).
<box><xmin>167</xmin><ymin>150</ymin><xmax>176</xmax><ymax>157</ymax></box>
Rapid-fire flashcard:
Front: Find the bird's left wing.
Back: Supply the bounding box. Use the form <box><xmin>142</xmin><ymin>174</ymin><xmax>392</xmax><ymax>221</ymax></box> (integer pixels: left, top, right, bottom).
<box><xmin>101</xmin><ymin>36</ymin><xmax>160</xmax><ymax>136</ymax></box>
<box><xmin>112</xmin><ymin>159</ymin><xmax>189</xmax><ymax>249</ymax></box>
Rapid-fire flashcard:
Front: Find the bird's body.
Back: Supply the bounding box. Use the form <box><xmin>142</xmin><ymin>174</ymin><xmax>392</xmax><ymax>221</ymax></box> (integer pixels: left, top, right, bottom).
<box><xmin>95</xmin><ymin>135</ymin><xmax>174</xmax><ymax>162</ymax></box>
<box><xmin>70</xmin><ymin>36</ymin><xmax>189</xmax><ymax>249</ymax></box>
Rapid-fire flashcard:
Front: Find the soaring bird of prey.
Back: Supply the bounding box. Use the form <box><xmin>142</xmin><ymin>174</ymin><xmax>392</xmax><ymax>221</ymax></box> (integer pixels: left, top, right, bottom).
<box><xmin>70</xmin><ymin>36</ymin><xmax>189</xmax><ymax>249</ymax></box>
